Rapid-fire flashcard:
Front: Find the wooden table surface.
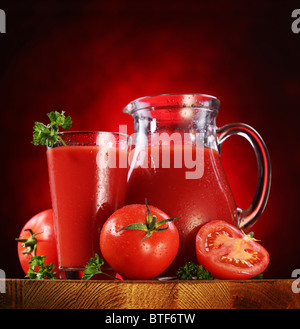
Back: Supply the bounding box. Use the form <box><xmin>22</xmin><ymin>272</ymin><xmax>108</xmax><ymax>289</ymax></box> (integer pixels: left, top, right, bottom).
<box><xmin>0</xmin><ymin>279</ymin><xmax>299</xmax><ymax>309</ymax></box>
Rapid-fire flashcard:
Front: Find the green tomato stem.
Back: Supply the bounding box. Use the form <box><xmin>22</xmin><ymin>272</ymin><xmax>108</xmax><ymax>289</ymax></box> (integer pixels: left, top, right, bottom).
<box><xmin>117</xmin><ymin>199</ymin><xmax>180</xmax><ymax>244</ymax></box>
<box><xmin>16</xmin><ymin>229</ymin><xmax>43</xmax><ymax>257</ymax></box>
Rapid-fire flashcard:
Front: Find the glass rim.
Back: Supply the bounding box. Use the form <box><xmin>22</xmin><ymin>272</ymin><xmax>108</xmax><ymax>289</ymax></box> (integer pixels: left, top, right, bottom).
<box><xmin>57</xmin><ymin>131</ymin><xmax>130</xmax><ymax>138</ymax></box>
<box><xmin>123</xmin><ymin>93</ymin><xmax>221</xmax><ymax>115</ymax></box>
<box><xmin>46</xmin><ymin>131</ymin><xmax>131</xmax><ymax>149</ymax></box>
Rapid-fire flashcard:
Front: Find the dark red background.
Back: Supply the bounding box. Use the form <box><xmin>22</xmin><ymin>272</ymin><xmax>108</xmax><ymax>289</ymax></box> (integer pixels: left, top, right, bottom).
<box><xmin>1</xmin><ymin>0</ymin><xmax>300</xmax><ymax>278</ymax></box>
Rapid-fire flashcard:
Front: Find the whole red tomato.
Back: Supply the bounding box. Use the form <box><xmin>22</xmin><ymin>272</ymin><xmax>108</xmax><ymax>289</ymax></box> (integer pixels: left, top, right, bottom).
<box><xmin>196</xmin><ymin>220</ymin><xmax>269</xmax><ymax>279</ymax></box>
<box><xmin>100</xmin><ymin>201</ymin><xmax>180</xmax><ymax>279</ymax></box>
<box><xmin>16</xmin><ymin>209</ymin><xmax>59</xmax><ymax>277</ymax></box>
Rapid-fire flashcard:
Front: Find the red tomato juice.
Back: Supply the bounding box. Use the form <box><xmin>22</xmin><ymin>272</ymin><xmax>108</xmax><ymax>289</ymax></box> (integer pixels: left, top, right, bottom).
<box><xmin>125</xmin><ymin>146</ymin><xmax>237</xmax><ymax>276</ymax></box>
<box><xmin>47</xmin><ymin>145</ymin><xmax>128</xmax><ymax>270</ymax></box>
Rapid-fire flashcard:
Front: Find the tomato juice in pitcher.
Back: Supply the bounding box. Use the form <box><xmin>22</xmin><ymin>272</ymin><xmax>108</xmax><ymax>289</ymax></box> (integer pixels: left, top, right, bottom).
<box><xmin>123</xmin><ymin>94</ymin><xmax>271</xmax><ymax>277</ymax></box>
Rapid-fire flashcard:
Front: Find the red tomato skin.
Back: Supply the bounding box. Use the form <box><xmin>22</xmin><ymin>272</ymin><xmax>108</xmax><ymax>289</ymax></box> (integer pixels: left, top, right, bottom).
<box><xmin>100</xmin><ymin>204</ymin><xmax>180</xmax><ymax>280</ymax></box>
<box><xmin>17</xmin><ymin>209</ymin><xmax>59</xmax><ymax>277</ymax></box>
<box><xmin>196</xmin><ymin>220</ymin><xmax>270</xmax><ymax>280</ymax></box>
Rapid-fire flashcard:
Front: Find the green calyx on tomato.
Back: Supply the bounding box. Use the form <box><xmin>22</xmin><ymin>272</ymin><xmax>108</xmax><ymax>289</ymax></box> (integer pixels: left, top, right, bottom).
<box><xmin>16</xmin><ymin>209</ymin><xmax>59</xmax><ymax>278</ymax></box>
<box><xmin>242</xmin><ymin>230</ymin><xmax>260</xmax><ymax>242</ymax></box>
<box><xmin>100</xmin><ymin>201</ymin><xmax>180</xmax><ymax>279</ymax></box>
<box><xmin>16</xmin><ymin>228</ymin><xmax>43</xmax><ymax>257</ymax></box>
<box><xmin>117</xmin><ymin>199</ymin><xmax>180</xmax><ymax>243</ymax></box>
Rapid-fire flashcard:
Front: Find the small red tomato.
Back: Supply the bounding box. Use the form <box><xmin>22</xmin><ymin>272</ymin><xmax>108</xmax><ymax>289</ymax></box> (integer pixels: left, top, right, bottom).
<box><xmin>100</xmin><ymin>201</ymin><xmax>180</xmax><ymax>279</ymax></box>
<box><xmin>196</xmin><ymin>220</ymin><xmax>269</xmax><ymax>280</ymax></box>
<box><xmin>16</xmin><ymin>209</ymin><xmax>59</xmax><ymax>277</ymax></box>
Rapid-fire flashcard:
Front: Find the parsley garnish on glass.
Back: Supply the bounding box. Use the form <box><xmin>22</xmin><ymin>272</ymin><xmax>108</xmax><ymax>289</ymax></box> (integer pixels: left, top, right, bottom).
<box><xmin>32</xmin><ymin>110</ymin><xmax>72</xmax><ymax>147</ymax></box>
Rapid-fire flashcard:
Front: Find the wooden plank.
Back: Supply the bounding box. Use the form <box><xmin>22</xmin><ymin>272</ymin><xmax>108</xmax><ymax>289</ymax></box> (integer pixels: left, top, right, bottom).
<box><xmin>0</xmin><ymin>279</ymin><xmax>24</xmax><ymax>309</ymax></box>
<box><xmin>178</xmin><ymin>280</ymin><xmax>230</xmax><ymax>309</ymax></box>
<box><xmin>230</xmin><ymin>279</ymin><xmax>300</xmax><ymax>309</ymax></box>
<box><xmin>24</xmin><ymin>280</ymin><xmax>127</xmax><ymax>309</ymax></box>
<box><xmin>124</xmin><ymin>281</ymin><xmax>178</xmax><ymax>309</ymax></box>
<box><xmin>1</xmin><ymin>279</ymin><xmax>299</xmax><ymax>309</ymax></box>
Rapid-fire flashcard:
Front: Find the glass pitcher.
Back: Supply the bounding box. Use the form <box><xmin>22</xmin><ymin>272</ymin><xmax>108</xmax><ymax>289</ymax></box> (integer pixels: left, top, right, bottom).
<box><xmin>123</xmin><ymin>94</ymin><xmax>271</xmax><ymax>276</ymax></box>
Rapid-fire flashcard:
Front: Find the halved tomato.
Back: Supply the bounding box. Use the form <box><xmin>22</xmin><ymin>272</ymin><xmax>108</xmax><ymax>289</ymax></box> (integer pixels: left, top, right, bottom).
<box><xmin>195</xmin><ymin>220</ymin><xmax>269</xmax><ymax>280</ymax></box>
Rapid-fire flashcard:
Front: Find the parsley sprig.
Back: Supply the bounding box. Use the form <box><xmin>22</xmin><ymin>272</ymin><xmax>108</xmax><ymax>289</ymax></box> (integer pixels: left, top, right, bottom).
<box><xmin>176</xmin><ymin>261</ymin><xmax>214</xmax><ymax>280</ymax></box>
<box><xmin>82</xmin><ymin>254</ymin><xmax>120</xmax><ymax>280</ymax></box>
<box><xmin>26</xmin><ymin>255</ymin><xmax>56</xmax><ymax>280</ymax></box>
<box><xmin>32</xmin><ymin>110</ymin><xmax>72</xmax><ymax>147</ymax></box>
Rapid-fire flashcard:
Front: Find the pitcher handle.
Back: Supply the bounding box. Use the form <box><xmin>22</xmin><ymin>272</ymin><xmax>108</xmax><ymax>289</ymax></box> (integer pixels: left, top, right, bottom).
<box><xmin>217</xmin><ymin>123</ymin><xmax>271</xmax><ymax>230</ymax></box>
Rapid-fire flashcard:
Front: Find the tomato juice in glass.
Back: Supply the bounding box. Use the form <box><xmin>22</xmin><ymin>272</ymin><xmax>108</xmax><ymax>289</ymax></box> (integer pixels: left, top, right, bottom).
<box><xmin>125</xmin><ymin>144</ymin><xmax>237</xmax><ymax>275</ymax></box>
<box><xmin>47</xmin><ymin>132</ymin><xmax>129</xmax><ymax>278</ymax></box>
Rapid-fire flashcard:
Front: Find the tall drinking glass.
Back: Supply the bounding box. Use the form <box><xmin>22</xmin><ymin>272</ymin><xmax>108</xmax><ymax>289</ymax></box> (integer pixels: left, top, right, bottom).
<box><xmin>47</xmin><ymin>132</ymin><xmax>130</xmax><ymax>279</ymax></box>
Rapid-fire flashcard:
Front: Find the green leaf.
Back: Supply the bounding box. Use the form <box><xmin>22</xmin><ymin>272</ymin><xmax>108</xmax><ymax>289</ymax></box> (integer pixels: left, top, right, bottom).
<box><xmin>82</xmin><ymin>254</ymin><xmax>118</xmax><ymax>280</ymax></box>
<box><xmin>25</xmin><ymin>255</ymin><xmax>56</xmax><ymax>280</ymax></box>
<box><xmin>250</xmin><ymin>273</ymin><xmax>264</xmax><ymax>280</ymax></box>
<box><xmin>176</xmin><ymin>261</ymin><xmax>213</xmax><ymax>280</ymax></box>
<box><xmin>196</xmin><ymin>265</ymin><xmax>214</xmax><ymax>280</ymax></box>
<box><xmin>32</xmin><ymin>111</ymin><xmax>72</xmax><ymax>147</ymax></box>
<box><xmin>62</xmin><ymin>115</ymin><xmax>72</xmax><ymax>129</ymax></box>
<box><xmin>82</xmin><ymin>254</ymin><xmax>104</xmax><ymax>280</ymax></box>
<box><xmin>47</xmin><ymin>111</ymin><xmax>61</xmax><ymax>122</ymax></box>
